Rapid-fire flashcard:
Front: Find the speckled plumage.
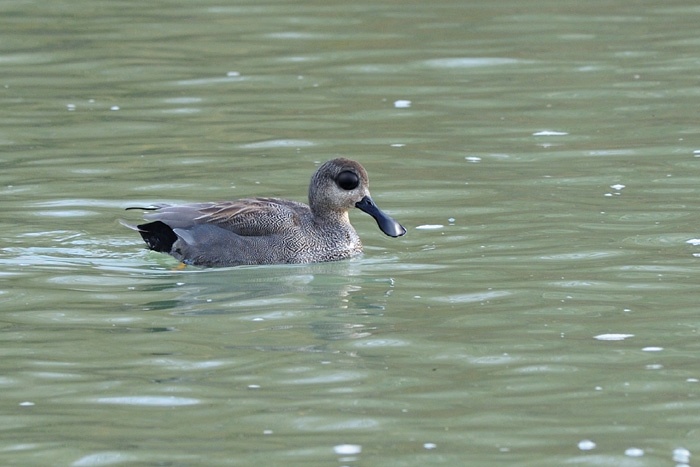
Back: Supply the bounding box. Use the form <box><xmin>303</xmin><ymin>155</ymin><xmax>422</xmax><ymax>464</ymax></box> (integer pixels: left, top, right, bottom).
<box><xmin>124</xmin><ymin>158</ymin><xmax>406</xmax><ymax>267</ymax></box>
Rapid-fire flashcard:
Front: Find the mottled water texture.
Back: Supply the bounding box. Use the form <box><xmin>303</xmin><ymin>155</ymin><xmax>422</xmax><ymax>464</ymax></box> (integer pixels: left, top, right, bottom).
<box><xmin>1</xmin><ymin>0</ymin><xmax>700</xmax><ymax>465</ymax></box>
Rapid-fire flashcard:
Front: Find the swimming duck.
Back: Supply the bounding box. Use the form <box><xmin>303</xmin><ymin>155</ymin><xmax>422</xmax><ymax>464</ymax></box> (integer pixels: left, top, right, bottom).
<box><xmin>123</xmin><ymin>158</ymin><xmax>406</xmax><ymax>267</ymax></box>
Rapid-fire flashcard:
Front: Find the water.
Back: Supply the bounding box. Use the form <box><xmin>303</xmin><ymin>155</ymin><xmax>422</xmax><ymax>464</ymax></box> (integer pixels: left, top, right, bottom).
<box><xmin>2</xmin><ymin>0</ymin><xmax>700</xmax><ymax>465</ymax></box>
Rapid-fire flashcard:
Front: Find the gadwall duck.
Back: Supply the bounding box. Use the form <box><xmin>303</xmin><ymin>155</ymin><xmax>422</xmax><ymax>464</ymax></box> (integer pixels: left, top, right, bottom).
<box><xmin>123</xmin><ymin>158</ymin><xmax>406</xmax><ymax>267</ymax></box>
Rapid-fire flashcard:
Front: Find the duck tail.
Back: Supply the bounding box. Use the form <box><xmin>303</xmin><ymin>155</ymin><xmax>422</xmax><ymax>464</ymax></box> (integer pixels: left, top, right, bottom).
<box><xmin>120</xmin><ymin>219</ymin><xmax>178</xmax><ymax>253</ymax></box>
<box><xmin>125</xmin><ymin>206</ymin><xmax>160</xmax><ymax>211</ymax></box>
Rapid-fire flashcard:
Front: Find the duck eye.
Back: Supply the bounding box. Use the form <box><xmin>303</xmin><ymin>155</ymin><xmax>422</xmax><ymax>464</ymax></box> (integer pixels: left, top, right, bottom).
<box><xmin>336</xmin><ymin>171</ymin><xmax>360</xmax><ymax>190</ymax></box>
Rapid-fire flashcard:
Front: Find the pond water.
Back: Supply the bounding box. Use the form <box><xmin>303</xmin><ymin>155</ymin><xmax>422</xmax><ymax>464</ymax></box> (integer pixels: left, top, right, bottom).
<box><xmin>2</xmin><ymin>0</ymin><xmax>700</xmax><ymax>465</ymax></box>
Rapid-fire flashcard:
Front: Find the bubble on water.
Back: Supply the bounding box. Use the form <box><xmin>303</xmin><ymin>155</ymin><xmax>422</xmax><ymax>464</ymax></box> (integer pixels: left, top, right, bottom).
<box><xmin>578</xmin><ymin>440</ymin><xmax>596</xmax><ymax>451</ymax></box>
<box><xmin>394</xmin><ymin>99</ymin><xmax>411</xmax><ymax>108</ymax></box>
<box><xmin>533</xmin><ymin>130</ymin><xmax>568</xmax><ymax>136</ymax></box>
<box><xmin>424</xmin><ymin>442</ymin><xmax>437</xmax><ymax>450</ymax></box>
<box><xmin>625</xmin><ymin>447</ymin><xmax>644</xmax><ymax>457</ymax></box>
<box><xmin>594</xmin><ymin>333</ymin><xmax>634</xmax><ymax>341</ymax></box>
<box><xmin>673</xmin><ymin>447</ymin><xmax>690</xmax><ymax>463</ymax></box>
<box><xmin>642</xmin><ymin>346</ymin><xmax>663</xmax><ymax>352</ymax></box>
<box><xmin>685</xmin><ymin>239</ymin><xmax>700</xmax><ymax>246</ymax></box>
<box><xmin>334</xmin><ymin>444</ymin><xmax>362</xmax><ymax>455</ymax></box>
<box><xmin>610</xmin><ymin>184</ymin><xmax>625</xmax><ymax>190</ymax></box>
<box><xmin>416</xmin><ymin>224</ymin><xmax>444</xmax><ymax>230</ymax></box>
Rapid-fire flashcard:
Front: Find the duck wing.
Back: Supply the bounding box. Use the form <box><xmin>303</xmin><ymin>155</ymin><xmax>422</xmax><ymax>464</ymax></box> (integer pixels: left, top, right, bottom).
<box><xmin>142</xmin><ymin>197</ymin><xmax>310</xmax><ymax>237</ymax></box>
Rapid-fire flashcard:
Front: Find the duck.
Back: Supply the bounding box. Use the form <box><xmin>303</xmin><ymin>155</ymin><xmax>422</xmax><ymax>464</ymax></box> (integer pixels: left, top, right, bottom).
<box><xmin>123</xmin><ymin>158</ymin><xmax>406</xmax><ymax>267</ymax></box>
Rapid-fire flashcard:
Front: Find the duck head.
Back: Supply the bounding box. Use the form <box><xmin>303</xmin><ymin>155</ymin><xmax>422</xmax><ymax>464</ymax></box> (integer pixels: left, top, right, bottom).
<box><xmin>309</xmin><ymin>158</ymin><xmax>406</xmax><ymax>237</ymax></box>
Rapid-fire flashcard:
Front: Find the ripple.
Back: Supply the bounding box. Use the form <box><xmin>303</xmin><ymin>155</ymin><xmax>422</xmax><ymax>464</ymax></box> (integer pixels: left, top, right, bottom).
<box><xmin>176</xmin><ymin>75</ymin><xmax>246</xmax><ymax>86</ymax></box>
<box><xmin>33</xmin><ymin>210</ymin><xmax>98</xmax><ymax>218</ymax></box>
<box><xmin>433</xmin><ymin>290</ymin><xmax>511</xmax><ymax>304</ymax></box>
<box><xmin>73</xmin><ymin>452</ymin><xmax>135</xmax><ymax>466</ymax></box>
<box><xmin>424</xmin><ymin>57</ymin><xmax>522</xmax><ymax>68</ymax></box>
<box><xmin>294</xmin><ymin>416</ymin><xmax>379</xmax><ymax>431</ymax></box>
<box><xmin>240</xmin><ymin>139</ymin><xmax>316</xmax><ymax>149</ymax></box>
<box><xmin>624</xmin><ymin>234</ymin><xmax>695</xmax><ymax>247</ymax></box>
<box><xmin>539</xmin><ymin>251</ymin><xmax>621</xmax><ymax>261</ymax></box>
<box><xmin>163</xmin><ymin>97</ymin><xmax>202</xmax><ymax>104</ymax></box>
<box><xmin>353</xmin><ymin>338</ymin><xmax>408</xmax><ymax>348</ymax></box>
<box><xmin>95</xmin><ymin>396</ymin><xmax>200</xmax><ymax>406</ymax></box>
<box><xmin>286</xmin><ymin>371</ymin><xmax>365</xmax><ymax>385</ymax></box>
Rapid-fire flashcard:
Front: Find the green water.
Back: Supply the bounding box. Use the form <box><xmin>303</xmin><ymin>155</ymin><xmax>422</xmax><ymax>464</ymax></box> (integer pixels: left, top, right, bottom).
<box><xmin>2</xmin><ymin>0</ymin><xmax>700</xmax><ymax>465</ymax></box>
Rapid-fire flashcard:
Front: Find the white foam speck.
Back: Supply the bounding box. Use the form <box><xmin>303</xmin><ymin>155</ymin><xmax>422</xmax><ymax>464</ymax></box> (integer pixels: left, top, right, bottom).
<box><xmin>19</xmin><ymin>401</ymin><xmax>35</xmax><ymax>407</ymax></box>
<box><xmin>673</xmin><ymin>447</ymin><xmax>690</xmax><ymax>463</ymax></box>
<box><xmin>686</xmin><ymin>239</ymin><xmax>700</xmax><ymax>246</ymax></box>
<box><xmin>416</xmin><ymin>224</ymin><xmax>444</xmax><ymax>230</ymax></box>
<box><xmin>610</xmin><ymin>184</ymin><xmax>625</xmax><ymax>190</ymax></box>
<box><xmin>533</xmin><ymin>130</ymin><xmax>568</xmax><ymax>136</ymax></box>
<box><xmin>424</xmin><ymin>443</ymin><xmax>437</xmax><ymax>450</ymax></box>
<box><xmin>394</xmin><ymin>99</ymin><xmax>411</xmax><ymax>108</ymax></box>
<box><xmin>625</xmin><ymin>447</ymin><xmax>644</xmax><ymax>457</ymax></box>
<box><xmin>465</xmin><ymin>156</ymin><xmax>481</xmax><ymax>162</ymax></box>
<box><xmin>642</xmin><ymin>346</ymin><xmax>663</xmax><ymax>352</ymax></box>
<box><xmin>334</xmin><ymin>444</ymin><xmax>362</xmax><ymax>455</ymax></box>
<box><xmin>578</xmin><ymin>440</ymin><xmax>596</xmax><ymax>451</ymax></box>
<box><xmin>390</xmin><ymin>143</ymin><xmax>405</xmax><ymax>147</ymax></box>
<box><xmin>593</xmin><ymin>333</ymin><xmax>634</xmax><ymax>341</ymax></box>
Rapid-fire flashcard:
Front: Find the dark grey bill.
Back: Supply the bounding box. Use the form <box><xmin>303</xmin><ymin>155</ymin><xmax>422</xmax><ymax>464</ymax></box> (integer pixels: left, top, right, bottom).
<box><xmin>355</xmin><ymin>196</ymin><xmax>407</xmax><ymax>238</ymax></box>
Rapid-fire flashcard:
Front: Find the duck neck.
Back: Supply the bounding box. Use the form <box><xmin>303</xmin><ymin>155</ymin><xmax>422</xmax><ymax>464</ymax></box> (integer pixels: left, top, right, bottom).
<box><xmin>311</xmin><ymin>207</ymin><xmax>350</xmax><ymax>227</ymax></box>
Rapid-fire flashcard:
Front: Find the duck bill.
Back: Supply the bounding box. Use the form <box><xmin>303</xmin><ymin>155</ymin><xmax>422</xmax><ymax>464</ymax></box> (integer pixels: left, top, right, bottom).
<box><xmin>355</xmin><ymin>196</ymin><xmax>406</xmax><ymax>238</ymax></box>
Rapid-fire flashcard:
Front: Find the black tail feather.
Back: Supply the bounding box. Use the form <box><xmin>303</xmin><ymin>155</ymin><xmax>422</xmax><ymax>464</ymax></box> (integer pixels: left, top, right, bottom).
<box><xmin>137</xmin><ymin>221</ymin><xmax>178</xmax><ymax>253</ymax></box>
<box><xmin>125</xmin><ymin>206</ymin><xmax>160</xmax><ymax>211</ymax></box>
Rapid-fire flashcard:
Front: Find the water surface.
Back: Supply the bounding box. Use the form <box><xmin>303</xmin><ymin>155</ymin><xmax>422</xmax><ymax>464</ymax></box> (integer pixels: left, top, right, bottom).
<box><xmin>2</xmin><ymin>0</ymin><xmax>700</xmax><ymax>465</ymax></box>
